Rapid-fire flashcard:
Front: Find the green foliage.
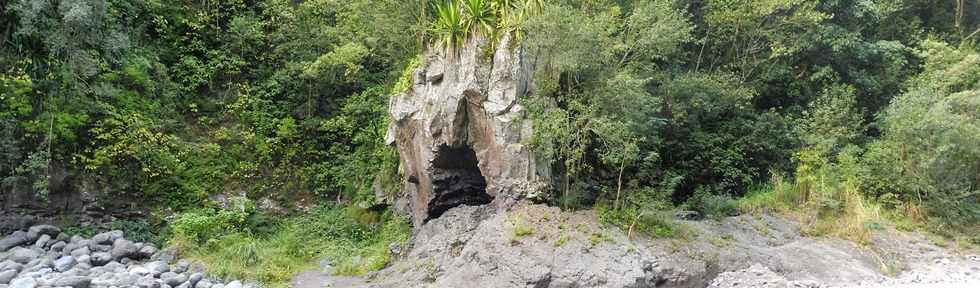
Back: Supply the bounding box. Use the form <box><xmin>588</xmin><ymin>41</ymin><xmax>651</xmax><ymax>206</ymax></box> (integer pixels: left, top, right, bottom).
<box><xmin>738</xmin><ymin>148</ymin><xmax>884</xmax><ymax>244</ymax></box>
<box><xmin>111</xmin><ymin>220</ymin><xmax>163</xmax><ymax>245</ymax></box>
<box><xmin>432</xmin><ymin>0</ymin><xmax>468</xmax><ymax>57</ymax></box>
<box><xmin>2</xmin><ymin>0</ymin><xmax>978</xmax><ymax>258</ymax></box>
<box><xmin>63</xmin><ymin>226</ymin><xmax>98</xmax><ymax>238</ymax></box>
<box><xmin>428</xmin><ymin>0</ymin><xmax>542</xmax><ymax>55</ymax></box>
<box><xmin>859</xmin><ymin>40</ymin><xmax>980</xmax><ymax>234</ymax></box>
<box><xmin>597</xmin><ymin>204</ymin><xmax>680</xmax><ymax>239</ymax></box>
<box><xmin>174</xmin><ymin>205</ymin><xmax>410</xmax><ymax>287</ymax></box>
<box><xmin>686</xmin><ymin>188</ymin><xmax>738</xmax><ymax>219</ymax></box>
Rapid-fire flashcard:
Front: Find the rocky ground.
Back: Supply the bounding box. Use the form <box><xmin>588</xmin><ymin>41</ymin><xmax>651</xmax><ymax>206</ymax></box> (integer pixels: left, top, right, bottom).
<box><xmin>292</xmin><ymin>202</ymin><xmax>979</xmax><ymax>288</ymax></box>
<box><xmin>0</xmin><ymin>225</ymin><xmax>249</xmax><ymax>288</ymax></box>
<box><xmin>3</xmin><ymin>204</ymin><xmax>977</xmax><ymax>288</ymax></box>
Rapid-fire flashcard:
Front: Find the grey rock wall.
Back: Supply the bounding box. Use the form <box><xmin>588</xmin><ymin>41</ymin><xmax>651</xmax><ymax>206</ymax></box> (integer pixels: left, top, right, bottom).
<box><xmin>386</xmin><ymin>34</ymin><xmax>551</xmax><ymax>226</ymax></box>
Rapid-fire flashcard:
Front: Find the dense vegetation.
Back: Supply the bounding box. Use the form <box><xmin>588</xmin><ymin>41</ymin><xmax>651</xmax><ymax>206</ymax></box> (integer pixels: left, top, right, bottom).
<box><xmin>2</xmin><ymin>0</ymin><xmax>979</xmax><ymax>285</ymax></box>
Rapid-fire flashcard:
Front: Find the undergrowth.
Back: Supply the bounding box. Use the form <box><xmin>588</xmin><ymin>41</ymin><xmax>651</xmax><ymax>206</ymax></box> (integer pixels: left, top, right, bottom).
<box><xmin>738</xmin><ymin>150</ymin><xmax>885</xmax><ymax>245</ymax></box>
<box><xmin>596</xmin><ymin>204</ymin><xmax>685</xmax><ymax>239</ymax></box>
<box><xmin>169</xmin><ymin>200</ymin><xmax>410</xmax><ymax>287</ymax></box>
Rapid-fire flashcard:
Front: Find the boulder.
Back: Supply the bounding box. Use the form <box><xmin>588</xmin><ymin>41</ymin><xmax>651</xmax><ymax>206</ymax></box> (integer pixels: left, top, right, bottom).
<box><xmin>70</xmin><ymin>247</ymin><xmax>90</xmax><ymax>258</ymax></box>
<box><xmin>0</xmin><ymin>269</ymin><xmax>17</xmax><ymax>284</ymax></box>
<box><xmin>90</xmin><ymin>231</ymin><xmax>122</xmax><ymax>245</ymax></box>
<box><xmin>90</xmin><ymin>252</ymin><xmax>112</xmax><ymax>266</ymax></box>
<box><xmin>110</xmin><ymin>239</ymin><xmax>138</xmax><ymax>260</ymax></box>
<box><xmin>26</xmin><ymin>225</ymin><xmax>59</xmax><ymax>237</ymax></box>
<box><xmin>31</xmin><ymin>234</ymin><xmax>49</xmax><ymax>249</ymax></box>
<box><xmin>0</xmin><ymin>231</ymin><xmax>30</xmax><ymax>252</ymax></box>
<box><xmin>160</xmin><ymin>272</ymin><xmax>187</xmax><ymax>286</ymax></box>
<box><xmin>136</xmin><ymin>276</ymin><xmax>159</xmax><ymax>288</ymax></box>
<box><xmin>8</xmin><ymin>248</ymin><xmax>36</xmax><ymax>264</ymax></box>
<box><xmin>54</xmin><ymin>256</ymin><xmax>76</xmax><ymax>272</ymax></box>
<box><xmin>145</xmin><ymin>261</ymin><xmax>169</xmax><ymax>276</ymax></box>
<box><xmin>8</xmin><ymin>277</ymin><xmax>36</xmax><ymax>288</ymax></box>
<box><xmin>50</xmin><ymin>276</ymin><xmax>91</xmax><ymax>288</ymax></box>
<box><xmin>137</xmin><ymin>245</ymin><xmax>158</xmax><ymax>259</ymax></box>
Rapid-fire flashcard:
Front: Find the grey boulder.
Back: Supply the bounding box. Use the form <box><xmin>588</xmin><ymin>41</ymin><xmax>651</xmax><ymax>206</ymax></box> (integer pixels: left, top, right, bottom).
<box><xmin>8</xmin><ymin>248</ymin><xmax>37</xmax><ymax>264</ymax></box>
<box><xmin>8</xmin><ymin>278</ymin><xmax>37</xmax><ymax>288</ymax></box>
<box><xmin>110</xmin><ymin>239</ymin><xmax>138</xmax><ymax>260</ymax></box>
<box><xmin>54</xmin><ymin>256</ymin><xmax>76</xmax><ymax>272</ymax></box>
<box><xmin>90</xmin><ymin>252</ymin><xmax>112</xmax><ymax>266</ymax></box>
<box><xmin>0</xmin><ymin>270</ymin><xmax>17</xmax><ymax>284</ymax></box>
<box><xmin>51</xmin><ymin>276</ymin><xmax>91</xmax><ymax>288</ymax></box>
<box><xmin>0</xmin><ymin>232</ymin><xmax>30</xmax><ymax>252</ymax></box>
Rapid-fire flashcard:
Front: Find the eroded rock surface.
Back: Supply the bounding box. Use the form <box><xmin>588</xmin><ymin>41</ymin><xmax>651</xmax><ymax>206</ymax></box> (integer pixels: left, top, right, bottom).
<box><xmin>387</xmin><ymin>35</ymin><xmax>550</xmax><ymax>226</ymax></box>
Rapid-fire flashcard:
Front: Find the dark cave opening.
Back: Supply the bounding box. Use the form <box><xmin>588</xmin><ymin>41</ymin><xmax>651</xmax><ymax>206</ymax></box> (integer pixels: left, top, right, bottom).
<box><xmin>427</xmin><ymin>144</ymin><xmax>491</xmax><ymax>220</ymax></box>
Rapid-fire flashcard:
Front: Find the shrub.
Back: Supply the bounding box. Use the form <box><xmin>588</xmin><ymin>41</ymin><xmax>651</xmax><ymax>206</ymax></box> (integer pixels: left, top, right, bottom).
<box><xmin>111</xmin><ymin>220</ymin><xmax>162</xmax><ymax>245</ymax></box>
<box><xmin>175</xmin><ymin>205</ymin><xmax>410</xmax><ymax>287</ymax></box>
<box><xmin>685</xmin><ymin>188</ymin><xmax>738</xmax><ymax>219</ymax></box>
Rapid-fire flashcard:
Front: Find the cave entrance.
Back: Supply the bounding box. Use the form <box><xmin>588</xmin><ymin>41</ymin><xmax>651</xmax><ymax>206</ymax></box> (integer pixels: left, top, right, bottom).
<box><xmin>427</xmin><ymin>144</ymin><xmax>491</xmax><ymax>220</ymax></box>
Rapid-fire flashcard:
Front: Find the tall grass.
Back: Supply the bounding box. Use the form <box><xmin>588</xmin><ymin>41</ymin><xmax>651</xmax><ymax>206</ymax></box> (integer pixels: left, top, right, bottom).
<box><xmin>739</xmin><ymin>150</ymin><xmax>883</xmax><ymax>244</ymax></box>
<box><xmin>170</xmin><ymin>205</ymin><xmax>410</xmax><ymax>288</ymax></box>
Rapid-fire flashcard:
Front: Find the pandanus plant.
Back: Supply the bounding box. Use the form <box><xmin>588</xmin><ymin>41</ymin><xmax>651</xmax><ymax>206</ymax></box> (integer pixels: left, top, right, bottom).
<box><xmin>431</xmin><ymin>0</ymin><xmax>467</xmax><ymax>57</ymax></box>
<box><xmin>462</xmin><ymin>0</ymin><xmax>497</xmax><ymax>37</ymax></box>
<box><xmin>429</xmin><ymin>0</ymin><xmax>544</xmax><ymax>57</ymax></box>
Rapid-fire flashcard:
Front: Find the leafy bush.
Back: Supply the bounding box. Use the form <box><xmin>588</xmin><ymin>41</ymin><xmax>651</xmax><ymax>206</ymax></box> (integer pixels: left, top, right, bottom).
<box><xmin>111</xmin><ymin>220</ymin><xmax>162</xmax><ymax>245</ymax></box>
<box><xmin>857</xmin><ymin>40</ymin><xmax>980</xmax><ymax>235</ymax></box>
<box><xmin>685</xmin><ymin>188</ymin><xmax>738</xmax><ymax>219</ymax></box>
<box><xmin>739</xmin><ymin>149</ymin><xmax>884</xmax><ymax>244</ymax></box>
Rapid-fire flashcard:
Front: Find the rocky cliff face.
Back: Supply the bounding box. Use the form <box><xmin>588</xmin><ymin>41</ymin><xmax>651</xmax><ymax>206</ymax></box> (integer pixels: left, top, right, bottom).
<box><xmin>386</xmin><ymin>34</ymin><xmax>550</xmax><ymax>226</ymax></box>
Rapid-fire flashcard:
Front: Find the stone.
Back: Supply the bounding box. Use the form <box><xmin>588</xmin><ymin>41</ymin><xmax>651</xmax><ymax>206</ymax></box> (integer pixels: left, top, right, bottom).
<box><xmin>152</xmin><ymin>247</ymin><xmax>178</xmax><ymax>264</ymax></box>
<box><xmin>51</xmin><ymin>276</ymin><xmax>91</xmax><ymax>288</ymax></box>
<box><xmin>31</xmin><ymin>235</ymin><xmax>49</xmax><ymax>249</ymax></box>
<box><xmin>130</xmin><ymin>266</ymin><xmax>150</xmax><ymax>275</ymax></box>
<box><xmin>187</xmin><ymin>273</ymin><xmax>203</xmax><ymax>285</ymax></box>
<box><xmin>75</xmin><ymin>255</ymin><xmax>90</xmax><ymax>266</ymax></box>
<box><xmin>110</xmin><ymin>239</ymin><xmax>138</xmax><ymax>260</ymax></box>
<box><xmin>89</xmin><ymin>244</ymin><xmax>111</xmax><ymax>253</ymax></box>
<box><xmin>145</xmin><ymin>261</ymin><xmax>169</xmax><ymax>276</ymax></box>
<box><xmin>8</xmin><ymin>278</ymin><xmax>36</xmax><ymax>288</ymax></box>
<box><xmin>0</xmin><ymin>231</ymin><xmax>30</xmax><ymax>252</ymax></box>
<box><xmin>137</xmin><ymin>245</ymin><xmax>158</xmax><ymax>259</ymax></box>
<box><xmin>49</xmin><ymin>241</ymin><xmax>66</xmax><ymax>253</ymax></box>
<box><xmin>160</xmin><ymin>272</ymin><xmax>187</xmax><ymax>286</ymax></box>
<box><xmin>0</xmin><ymin>270</ymin><xmax>16</xmax><ymax>284</ymax></box>
<box><xmin>90</xmin><ymin>232</ymin><xmax>111</xmax><ymax>245</ymax></box>
<box><xmin>54</xmin><ymin>256</ymin><xmax>76</xmax><ymax>272</ymax></box>
<box><xmin>9</xmin><ymin>248</ymin><xmax>36</xmax><ymax>264</ymax></box>
<box><xmin>0</xmin><ymin>261</ymin><xmax>23</xmax><ymax>273</ymax></box>
<box><xmin>387</xmin><ymin>34</ymin><xmax>551</xmax><ymax>226</ymax></box>
<box><xmin>223</xmin><ymin>281</ymin><xmax>242</xmax><ymax>288</ymax></box>
<box><xmin>194</xmin><ymin>279</ymin><xmax>212</xmax><ymax>288</ymax></box>
<box><xmin>136</xmin><ymin>276</ymin><xmax>159</xmax><ymax>288</ymax></box>
<box><xmin>70</xmin><ymin>247</ymin><xmax>90</xmax><ymax>258</ymax></box>
<box><xmin>173</xmin><ymin>260</ymin><xmax>190</xmax><ymax>273</ymax></box>
<box><xmin>26</xmin><ymin>225</ymin><xmax>59</xmax><ymax>237</ymax></box>
<box><xmin>90</xmin><ymin>252</ymin><xmax>112</xmax><ymax>266</ymax></box>
<box><xmin>55</xmin><ymin>233</ymin><xmax>69</xmax><ymax>242</ymax></box>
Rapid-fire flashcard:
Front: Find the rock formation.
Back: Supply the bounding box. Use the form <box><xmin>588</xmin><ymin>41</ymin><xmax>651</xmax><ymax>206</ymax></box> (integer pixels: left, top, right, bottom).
<box><xmin>386</xmin><ymin>34</ymin><xmax>550</xmax><ymax>226</ymax></box>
